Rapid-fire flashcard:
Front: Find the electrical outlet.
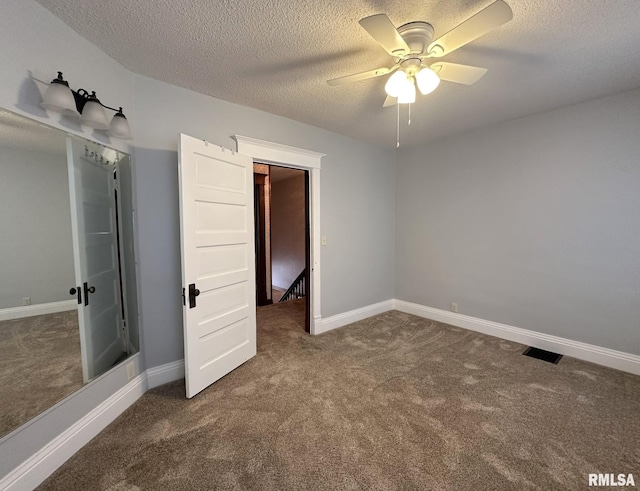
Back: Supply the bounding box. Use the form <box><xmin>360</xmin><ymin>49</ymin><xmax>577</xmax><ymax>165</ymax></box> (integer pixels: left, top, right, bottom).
<box><xmin>450</xmin><ymin>302</ymin><xmax>458</xmax><ymax>313</ymax></box>
<box><xmin>22</xmin><ymin>297</ymin><xmax>31</xmax><ymax>306</ymax></box>
<box><xmin>127</xmin><ymin>362</ymin><xmax>136</xmax><ymax>381</ymax></box>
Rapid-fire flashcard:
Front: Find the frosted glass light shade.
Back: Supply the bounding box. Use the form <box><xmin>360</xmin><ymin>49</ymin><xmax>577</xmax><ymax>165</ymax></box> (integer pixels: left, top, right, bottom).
<box><xmin>107</xmin><ymin>111</ymin><xmax>132</xmax><ymax>140</ymax></box>
<box><xmin>385</xmin><ymin>71</ymin><xmax>408</xmax><ymax>97</ymax></box>
<box><xmin>41</xmin><ymin>81</ymin><xmax>78</xmax><ymax>116</ymax></box>
<box><xmin>416</xmin><ymin>67</ymin><xmax>440</xmax><ymax>95</ymax></box>
<box><xmin>397</xmin><ymin>78</ymin><xmax>416</xmax><ymax>104</ymax></box>
<box><xmin>101</xmin><ymin>147</ymin><xmax>119</xmax><ymax>161</ymax></box>
<box><xmin>81</xmin><ymin>100</ymin><xmax>110</xmax><ymax>129</ymax></box>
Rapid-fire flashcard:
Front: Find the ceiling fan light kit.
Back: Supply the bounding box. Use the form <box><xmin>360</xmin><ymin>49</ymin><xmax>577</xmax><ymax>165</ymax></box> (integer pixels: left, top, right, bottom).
<box><xmin>384</xmin><ymin>58</ymin><xmax>438</xmax><ymax>102</ymax></box>
<box><xmin>327</xmin><ymin>0</ymin><xmax>513</xmax><ymax>144</ymax></box>
<box><xmin>415</xmin><ymin>67</ymin><xmax>440</xmax><ymax>95</ymax></box>
<box><xmin>397</xmin><ymin>79</ymin><xmax>416</xmax><ymax>104</ymax></box>
<box><xmin>384</xmin><ymin>71</ymin><xmax>409</xmax><ymax>98</ymax></box>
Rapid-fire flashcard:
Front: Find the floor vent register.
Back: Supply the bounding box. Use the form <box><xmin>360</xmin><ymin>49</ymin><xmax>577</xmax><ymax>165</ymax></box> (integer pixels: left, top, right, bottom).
<box><xmin>522</xmin><ymin>347</ymin><xmax>563</xmax><ymax>364</ymax></box>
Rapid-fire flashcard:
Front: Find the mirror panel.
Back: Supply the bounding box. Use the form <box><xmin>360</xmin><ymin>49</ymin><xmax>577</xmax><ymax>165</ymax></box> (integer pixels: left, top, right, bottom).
<box><xmin>0</xmin><ymin>108</ymin><xmax>138</xmax><ymax>438</ymax></box>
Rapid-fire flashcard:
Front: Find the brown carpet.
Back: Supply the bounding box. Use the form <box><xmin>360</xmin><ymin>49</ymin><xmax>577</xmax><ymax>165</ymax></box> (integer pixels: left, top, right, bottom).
<box><xmin>0</xmin><ymin>310</ymin><xmax>83</xmax><ymax>437</ymax></box>
<box><xmin>40</xmin><ymin>300</ymin><xmax>640</xmax><ymax>490</ymax></box>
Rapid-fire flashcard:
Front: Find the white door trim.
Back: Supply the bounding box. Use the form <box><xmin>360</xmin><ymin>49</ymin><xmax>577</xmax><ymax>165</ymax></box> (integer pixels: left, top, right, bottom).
<box><xmin>233</xmin><ymin>135</ymin><xmax>324</xmax><ymax>334</ymax></box>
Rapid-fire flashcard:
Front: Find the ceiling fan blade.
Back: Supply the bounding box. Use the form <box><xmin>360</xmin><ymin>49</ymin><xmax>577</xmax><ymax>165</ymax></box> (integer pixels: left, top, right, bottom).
<box><xmin>430</xmin><ymin>62</ymin><xmax>487</xmax><ymax>85</ymax></box>
<box><xmin>383</xmin><ymin>96</ymin><xmax>397</xmax><ymax>107</ymax></box>
<box><xmin>327</xmin><ymin>65</ymin><xmax>398</xmax><ymax>86</ymax></box>
<box><xmin>359</xmin><ymin>14</ymin><xmax>411</xmax><ymax>57</ymax></box>
<box><xmin>427</xmin><ymin>0</ymin><xmax>513</xmax><ymax>57</ymax></box>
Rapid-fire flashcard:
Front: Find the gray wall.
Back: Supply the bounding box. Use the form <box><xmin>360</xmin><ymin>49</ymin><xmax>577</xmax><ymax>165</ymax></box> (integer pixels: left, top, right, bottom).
<box><xmin>1</xmin><ymin>0</ymin><xmax>397</xmax><ymax>372</ymax></box>
<box><xmin>395</xmin><ymin>88</ymin><xmax>640</xmax><ymax>355</ymax></box>
<box><xmin>0</xmin><ymin>147</ymin><xmax>74</xmax><ymax>309</ymax></box>
<box><xmin>132</xmin><ymin>74</ymin><xmax>397</xmax><ymax>368</ymax></box>
<box><xmin>0</xmin><ymin>0</ymin><xmax>138</xmax><ymax>480</ymax></box>
<box><xmin>271</xmin><ymin>173</ymin><xmax>306</xmax><ymax>290</ymax></box>
<box><xmin>1</xmin><ymin>8</ymin><xmax>396</xmax><ymax>469</ymax></box>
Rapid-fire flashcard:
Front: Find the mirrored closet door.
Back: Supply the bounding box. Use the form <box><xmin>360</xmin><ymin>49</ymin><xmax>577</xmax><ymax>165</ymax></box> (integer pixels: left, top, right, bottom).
<box><xmin>0</xmin><ymin>108</ymin><xmax>139</xmax><ymax>439</ymax></box>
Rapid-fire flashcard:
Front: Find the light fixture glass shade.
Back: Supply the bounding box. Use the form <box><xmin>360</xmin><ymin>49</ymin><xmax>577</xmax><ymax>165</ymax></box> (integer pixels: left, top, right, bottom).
<box><xmin>81</xmin><ymin>100</ymin><xmax>110</xmax><ymax>129</ymax></box>
<box><xmin>385</xmin><ymin>70</ymin><xmax>409</xmax><ymax>97</ymax></box>
<box><xmin>416</xmin><ymin>67</ymin><xmax>440</xmax><ymax>95</ymax></box>
<box><xmin>101</xmin><ymin>147</ymin><xmax>119</xmax><ymax>162</ymax></box>
<box><xmin>41</xmin><ymin>81</ymin><xmax>78</xmax><ymax>116</ymax></box>
<box><xmin>107</xmin><ymin>111</ymin><xmax>132</xmax><ymax>140</ymax></box>
<box><xmin>397</xmin><ymin>78</ymin><xmax>416</xmax><ymax>104</ymax></box>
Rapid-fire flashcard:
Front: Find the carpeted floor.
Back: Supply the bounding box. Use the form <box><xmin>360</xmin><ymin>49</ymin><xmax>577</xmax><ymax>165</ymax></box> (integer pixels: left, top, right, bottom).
<box><xmin>40</xmin><ymin>300</ymin><xmax>640</xmax><ymax>490</ymax></box>
<box><xmin>0</xmin><ymin>310</ymin><xmax>83</xmax><ymax>437</ymax></box>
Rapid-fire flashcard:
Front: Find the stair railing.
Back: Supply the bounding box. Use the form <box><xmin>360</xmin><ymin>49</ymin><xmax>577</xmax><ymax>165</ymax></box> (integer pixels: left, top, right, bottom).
<box><xmin>279</xmin><ymin>269</ymin><xmax>306</xmax><ymax>302</ymax></box>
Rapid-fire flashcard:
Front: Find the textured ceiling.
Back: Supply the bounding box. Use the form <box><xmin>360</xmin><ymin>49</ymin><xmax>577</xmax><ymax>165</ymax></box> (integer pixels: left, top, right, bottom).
<box><xmin>35</xmin><ymin>0</ymin><xmax>640</xmax><ymax>147</ymax></box>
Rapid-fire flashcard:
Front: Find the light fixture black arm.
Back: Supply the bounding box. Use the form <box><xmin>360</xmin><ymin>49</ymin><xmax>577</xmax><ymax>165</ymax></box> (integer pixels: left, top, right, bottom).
<box><xmin>71</xmin><ymin>88</ymin><xmax>125</xmax><ymax>117</ymax></box>
<box><xmin>47</xmin><ymin>72</ymin><xmax>129</xmax><ymax>120</ymax></box>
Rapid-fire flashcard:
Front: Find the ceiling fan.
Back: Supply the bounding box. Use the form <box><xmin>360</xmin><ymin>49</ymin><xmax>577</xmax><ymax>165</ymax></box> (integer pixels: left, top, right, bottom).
<box><xmin>327</xmin><ymin>0</ymin><xmax>513</xmax><ymax>106</ymax></box>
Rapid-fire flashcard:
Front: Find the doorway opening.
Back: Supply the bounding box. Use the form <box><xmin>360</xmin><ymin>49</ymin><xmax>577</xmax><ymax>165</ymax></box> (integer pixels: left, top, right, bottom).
<box><xmin>254</xmin><ymin>163</ymin><xmax>311</xmax><ymax>333</ymax></box>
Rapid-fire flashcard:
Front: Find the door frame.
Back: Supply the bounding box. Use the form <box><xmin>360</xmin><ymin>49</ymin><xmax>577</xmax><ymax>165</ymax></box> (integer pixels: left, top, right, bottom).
<box><xmin>253</xmin><ymin>172</ymin><xmax>271</xmax><ymax>306</ymax></box>
<box><xmin>233</xmin><ymin>135</ymin><xmax>324</xmax><ymax>334</ymax></box>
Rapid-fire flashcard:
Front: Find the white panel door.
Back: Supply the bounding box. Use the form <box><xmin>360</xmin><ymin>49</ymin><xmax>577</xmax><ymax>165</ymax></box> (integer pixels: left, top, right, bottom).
<box><xmin>178</xmin><ymin>134</ymin><xmax>257</xmax><ymax>398</ymax></box>
<box><xmin>67</xmin><ymin>137</ymin><xmax>125</xmax><ymax>382</ymax></box>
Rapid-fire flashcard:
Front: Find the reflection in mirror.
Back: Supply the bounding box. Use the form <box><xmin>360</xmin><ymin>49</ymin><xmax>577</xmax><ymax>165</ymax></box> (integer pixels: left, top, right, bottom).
<box><xmin>0</xmin><ymin>109</ymin><xmax>139</xmax><ymax>438</ymax></box>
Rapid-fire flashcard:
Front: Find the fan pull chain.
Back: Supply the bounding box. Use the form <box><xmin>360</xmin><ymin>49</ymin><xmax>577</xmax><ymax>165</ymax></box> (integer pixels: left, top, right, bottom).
<box><xmin>408</xmin><ymin>103</ymin><xmax>411</xmax><ymax>125</ymax></box>
<box><xmin>396</xmin><ymin>103</ymin><xmax>400</xmax><ymax>148</ymax></box>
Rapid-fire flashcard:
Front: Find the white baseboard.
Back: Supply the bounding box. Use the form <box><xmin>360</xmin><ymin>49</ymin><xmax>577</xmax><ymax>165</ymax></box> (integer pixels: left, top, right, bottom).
<box><xmin>314</xmin><ymin>300</ymin><xmax>394</xmax><ymax>335</ymax></box>
<box><xmin>0</xmin><ymin>373</ymin><xmax>147</xmax><ymax>491</ymax></box>
<box><xmin>393</xmin><ymin>299</ymin><xmax>640</xmax><ymax>376</ymax></box>
<box><xmin>0</xmin><ymin>300</ymin><xmax>76</xmax><ymax>321</ymax></box>
<box><xmin>147</xmin><ymin>360</ymin><xmax>184</xmax><ymax>389</ymax></box>
<box><xmin>311</xmin><ymin>315</ymin><xmax>322</xmax><ymax>335</ymax></box>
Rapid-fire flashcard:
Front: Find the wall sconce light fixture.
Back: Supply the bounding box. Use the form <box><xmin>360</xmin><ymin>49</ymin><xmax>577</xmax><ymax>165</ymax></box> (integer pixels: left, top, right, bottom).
<box><xmin>41</xmin><ymin>71</ymin><xmax>132</xmax><ymax>140</ymax></box>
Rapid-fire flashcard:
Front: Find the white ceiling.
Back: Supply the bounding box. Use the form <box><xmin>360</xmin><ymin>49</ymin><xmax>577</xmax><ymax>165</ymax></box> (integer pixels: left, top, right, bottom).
<box><xmin>35</xmin><ymin>0</ymin><xmax>640</xmax><ymax>148</ymax></box>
